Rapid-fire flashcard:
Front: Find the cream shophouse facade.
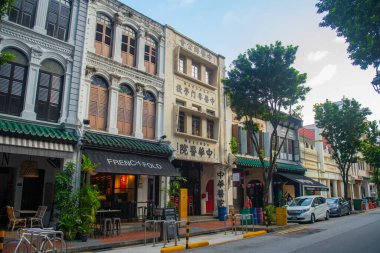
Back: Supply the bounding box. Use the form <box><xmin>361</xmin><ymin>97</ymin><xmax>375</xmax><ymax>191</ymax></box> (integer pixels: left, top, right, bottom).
<box><xmin>164</xmin><ymin>26</ymin><xmax>227</xmax><ymax>215</ymax></box>
<box><xmin>77</xmin><ymin>0</ymin><xmax>178</xmax><ymax>220</ymax></box>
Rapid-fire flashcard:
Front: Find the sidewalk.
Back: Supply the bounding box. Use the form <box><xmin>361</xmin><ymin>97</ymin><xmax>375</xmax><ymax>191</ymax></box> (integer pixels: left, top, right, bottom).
<box><xmin>63</xmin><ymin>220</ymin><xmax>297</xmax><ymax>252</ymax></box>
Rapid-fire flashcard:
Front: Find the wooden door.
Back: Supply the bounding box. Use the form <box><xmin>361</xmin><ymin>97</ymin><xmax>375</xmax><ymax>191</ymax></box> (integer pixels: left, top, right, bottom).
<box><xmin>117</xmin><ymin>93</ymin><xmax>133</xmax><ymax>135</ymax></box>
<box><xmin>206</xmin><ymin>180</ymin><xmax>214</xmax><ymax>213</ymax></box>
<box><xmin>89</xmin><ymin>85</ymin><xmax>108</xmax><ymax>131</ymax></box>
<box><xmin>142</xmin><ymin>100</ymin><xmax>156</xmax><ymax>139</ymax></box>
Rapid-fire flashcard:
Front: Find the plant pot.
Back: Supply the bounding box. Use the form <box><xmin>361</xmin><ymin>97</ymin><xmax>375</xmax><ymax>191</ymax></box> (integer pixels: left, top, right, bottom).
<box><xmin>81</xmin><ymin>233</ymin><xmax>88</xmax><ymax>242</ymax></box>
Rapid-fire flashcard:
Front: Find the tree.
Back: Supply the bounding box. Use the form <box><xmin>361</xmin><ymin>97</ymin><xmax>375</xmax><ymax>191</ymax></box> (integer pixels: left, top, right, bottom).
<box><xmin>224</xmin><ymin>41</ymin><xmax>310</xmax><ymax>206</ymax></box>
<box><xmin>314</xmin><ymin>98</ymin><xmax>371</xmax><ymax>200</ymax></box>
<box><xmin>0</xmin><ymin>0</ymin><xmax>15</xmax><ymax>65</ymax></box>
<box><xmin>361</xmin><ymin>120</ymin><xmax>380</xmax><ymax>196</ymax></box>
<box><xmin>316</xmin><ymin>0</ymin><xmax>380</xmax><ymax>71</ymax></box>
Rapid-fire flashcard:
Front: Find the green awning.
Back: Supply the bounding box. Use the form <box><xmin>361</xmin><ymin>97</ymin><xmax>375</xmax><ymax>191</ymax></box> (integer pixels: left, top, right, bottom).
<box><xmin>235</xmin><ymin>156</ymin><xmax>306</xmax><ymax>173</ymax></box>
<box><xmin>83</xmin><ymin>131</ymin><xmax>173</xmax><ymax>157</ymax></box>
<box><xmin>0</xmin><ymin>118</ymin><xmax>77</xmax><ymax>144</ymax></box>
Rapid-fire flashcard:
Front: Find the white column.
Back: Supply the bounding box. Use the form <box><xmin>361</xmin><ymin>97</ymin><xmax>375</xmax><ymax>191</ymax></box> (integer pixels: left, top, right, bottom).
<box><xmin>86</xmin><ymin>6</ymin><xmax>97</xmax><ymax>53</ymax></box>
<box><xmin>81</xmin><ymin>77</ymin><xmax>91</xmax><ymax>122</ymax></box>
<box><xmin>366</xmin><ymin>183</ymin><xmax>371</xmax><ymax>197</ymax></box>
<box><xmin>333</xmin><ymin>180</ymin><xmax>338</xmax><ymax>197</ymax></box>
<box><xmin>67</xmin><ymin>0</ymin><xmax>78</xmax><ymax>44</ymax></box>
<box><xmin>59</xmin><ymin>60</ymin><xmax>72</xmax><ymax>124</ymax></box>
<box><xmin>21</xmin><ymin>48</ymin><xmax>42</xmax><ymax>120</ymax></box>
<box><xmin>113</xmin><ymin>23</ymin><xmax>123</xmax><ymax>63</ymax></box>
<box><xmin>34</xmin><ymin>0</ymin><xmax>49</xmax><ymax>34</ymax></box>
<box><xmin>358</xmin><ymin>183</ymin><xmax>362</xmax><ymax>198</ymax></box>
<box><xmin>340</xmin><ymin>181</ymin><xmax>344</xmax><ymax>198</ymax></box>
<box><xmin>155</xmin><ymin>91</ymin><xmax>164</xmax><ymax>139</ymax></box>
<box><xmin>107</xmin><ymin>76</ymin><xmax>119</xmax><ymax>134</ymax></box>
<box><xmin>268</xmin><ymin>181</ymin><xmax>273</xmax><ymax>204</ymax></box>
<box><xmin>133</xmin><ymin>85</ymin><xmax>144</xmax><ymax>138</ymax></box>
<box><xmin>350</xmin><ymin>183</ymin><xmax>355</xmax><ymax>199</ymax></box>
<box><xmin>158</xmin><ymin>38</ymin><xmax>165</xmax><ymax>78</ymax></box>
<box><xmin>136</xmin><ymin>30</ymin><xmax>146</xmax><ymax>71</ymax></box>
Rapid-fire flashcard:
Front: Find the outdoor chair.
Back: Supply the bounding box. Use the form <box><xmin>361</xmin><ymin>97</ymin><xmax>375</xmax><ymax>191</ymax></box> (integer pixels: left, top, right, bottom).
<box><xmin>30</xmin><ymin>205</ymin><xmax>47</xmax><ymax>228</ymax></box>
<box><xmin>6</xmin><ymin>206</ymin><xmax>26</xmax><ymax>231</ymax></box>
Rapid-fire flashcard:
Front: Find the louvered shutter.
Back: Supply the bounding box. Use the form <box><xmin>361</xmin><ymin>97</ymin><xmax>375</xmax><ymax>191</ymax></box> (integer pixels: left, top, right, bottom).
<box><xmin>88</xmin><ymin>85</ymin><xmax>108</xmax><ymax>131</ymax></box>
<box><xmin>117</xmin><ymin>93</ymin><xmax>133</xmax><ymax>135</ymax></box>
<box><xmin>144</xmin><ymin>100</ymin><xmax>156</xmax><ymax>139</ymax></box>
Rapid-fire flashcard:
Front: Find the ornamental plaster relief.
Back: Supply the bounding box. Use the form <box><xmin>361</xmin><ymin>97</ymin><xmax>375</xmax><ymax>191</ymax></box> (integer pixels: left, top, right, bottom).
<box><xmin>87</xmin><ymin>52</ymin><xmax>164</xmax><ymax>90</ymax></box>
<box><xmin>174</xmin><ymin>77</ymin><xmax>217</xmax><ymax>109</ymax></box>
<box><xmin>0</xmin><ymin>21</ymin><xmax>74</xmax><ymax>56</ymax></box>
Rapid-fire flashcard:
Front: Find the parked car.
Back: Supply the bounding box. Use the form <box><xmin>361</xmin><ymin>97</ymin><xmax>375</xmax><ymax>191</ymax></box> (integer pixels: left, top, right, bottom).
<box><xmin>287</xmin><ymin>195</ymin><xmax>330</xmax><ymax>223</ymax></box>
<box><xmin>326</xmin><ymin>197</ymin><xmax>351</xmax><ymax>216</ymax></box>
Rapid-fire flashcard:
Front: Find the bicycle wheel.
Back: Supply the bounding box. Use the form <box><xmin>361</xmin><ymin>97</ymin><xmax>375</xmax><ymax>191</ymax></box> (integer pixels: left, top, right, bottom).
<box><xmin>3</xmin><ymin>240</ymin><xmax>29</xmax><ymax>253</ymax></box>
<box><xmin>41</xmin><ymin>237</ymin><xmax>67</xmax><ymax>253</ymax></box>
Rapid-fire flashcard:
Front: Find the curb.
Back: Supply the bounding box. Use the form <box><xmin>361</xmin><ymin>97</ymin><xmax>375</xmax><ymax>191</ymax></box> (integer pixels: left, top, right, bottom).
<box><xmin>160</xmin><ymin>245</ymin><xmax>186</xmax><ymax>253</ymax></box>
<box><xmin>188</xmin><ymin>241</ymin><xmax>209</xmax><ymax>249</ymax></box>
<box><xmin>242</xmin><ymin>230</ymin><xmax>267</xmax><ymax>238</ymax></box>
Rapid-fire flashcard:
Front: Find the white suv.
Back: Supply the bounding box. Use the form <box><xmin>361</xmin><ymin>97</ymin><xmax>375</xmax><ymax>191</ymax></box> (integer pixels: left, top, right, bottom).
<box><xmin>287</xmin><ymin>195</ymin><xmax>330</xmax><ymax>223</ymax></box>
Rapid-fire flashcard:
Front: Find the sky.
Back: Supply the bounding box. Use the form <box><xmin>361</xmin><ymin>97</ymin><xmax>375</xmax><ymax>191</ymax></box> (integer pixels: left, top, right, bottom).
<box><xmin>123</xmin><ymin>0</ymin><xmax>379</xmax><ymax>125</ymax></box>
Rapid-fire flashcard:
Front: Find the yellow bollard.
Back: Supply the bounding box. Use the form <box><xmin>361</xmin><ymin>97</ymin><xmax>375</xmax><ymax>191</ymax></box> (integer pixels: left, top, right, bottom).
<box><xmin>185</xmin><ymin>217</ymin><xmax>190</xmax><ymax>249</ymax></box>
<box><xmin>188</xmin><ymin>241</ymin><xmax>209</xmax><ymax>249</ymax></box>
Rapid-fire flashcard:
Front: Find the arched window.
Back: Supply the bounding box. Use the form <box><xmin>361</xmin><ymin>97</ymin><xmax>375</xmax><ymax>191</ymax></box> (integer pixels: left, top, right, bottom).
<box><xmin>95</xmin><ymin>14</ymin><xmax>113</xmax><ymax>58</ymax></box>
<box><xmin>142</xmin><ymin>91</ymin><xmax>156</xmax><ymax>139</ymax></box>
<box><xmin>121</xmin><ymin>26</ymin><xmax>136</xmax><ymax>67</ymax></box>
<box><xmin>88</xmin><ymin>75</ymin><xmax>108</xmax><ymax>131</ymax></box>
<box><xmin>8</xmin><ymin>0</ymin><xmax>38</xmax><ymax>28</ymax></box>
<box><xmin>46</xmin><ymin>0</ymin><xmax>72</xmax><ymax>41</ymax></box>
<box><xmin>0</xmin><ymin>48</ymin><xmax>28</xmax><ymax>116</ymax></box>
<box><xmin>36</xmin><ymin>59</ymin><xmax>64</xmax><ymax>122</ymax></box>
<box><xmin>117</xmin><ymin>84</ymin><xmax>134</xmax><ymax>135</ymax></box>
<box><xmin>144</xmin><ymin>37</ymin><xmax>157</xmax><ymax>75</ymax></box>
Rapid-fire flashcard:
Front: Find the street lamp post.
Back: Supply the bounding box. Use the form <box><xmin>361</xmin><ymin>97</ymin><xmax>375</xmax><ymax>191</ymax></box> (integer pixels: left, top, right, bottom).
<box><xmin>371</xmin><ymin>68</ymin><xmax>380</xmax><ymax>94</ymax></box>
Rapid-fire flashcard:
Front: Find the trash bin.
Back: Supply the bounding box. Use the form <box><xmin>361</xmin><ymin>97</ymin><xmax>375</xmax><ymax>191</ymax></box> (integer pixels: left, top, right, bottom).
<box><xmin>218</xmin><ymin>206</ymin><xmax>227</xmax><ymax>221</ymax></box>
<box><xmin>240</xmin><ymin>208</ymin><xmax>252</xmax><ymax>225</ymax></box>
<box><xmin>353</xmin><ymin>199</ymin><xmax>363</xmax><ymax>211</ymax></box>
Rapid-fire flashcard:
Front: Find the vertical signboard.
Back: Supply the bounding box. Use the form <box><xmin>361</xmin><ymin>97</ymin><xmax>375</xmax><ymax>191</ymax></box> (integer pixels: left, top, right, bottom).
<box><xmin>179</xmin><ymin>188</ymin><xmax>188</xmax><ymax>219</ymax></box>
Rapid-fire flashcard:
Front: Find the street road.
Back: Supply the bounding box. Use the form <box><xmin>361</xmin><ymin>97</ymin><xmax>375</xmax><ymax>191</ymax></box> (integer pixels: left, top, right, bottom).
<box><xmin>190</xmin><ymin>209</ymin><xmax>380</xmax><ymax>253</ymax></box>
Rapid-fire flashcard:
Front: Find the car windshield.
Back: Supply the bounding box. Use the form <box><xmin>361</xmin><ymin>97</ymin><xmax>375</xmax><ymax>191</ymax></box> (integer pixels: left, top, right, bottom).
<box><xmin>289</xmin><ymin>198</ymin><xmax>312</xmax><ymax>206</ymax></box>
<box><xmin>327</xmin><ymin>198</ymin><xmax>338</xmax><ymax>204</ymax></box>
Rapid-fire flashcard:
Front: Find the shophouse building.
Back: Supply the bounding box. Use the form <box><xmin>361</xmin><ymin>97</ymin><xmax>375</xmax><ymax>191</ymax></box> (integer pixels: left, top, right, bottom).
<box><xmin>0</xmin><ymin>0</ymin><xmax>88</xmax><ymax>226</ymax></box>
<box><xmin>78</xmin><ymin>0</ymin><xmax>178</xmax><ymax>221</ymax></box>
<box><xmin>164</xmin><ymin>26</ymin><xmax>227</xmax><ymax>215</ymax></box>
<box><xmin>229</xmin><ymin>115</ymin><xmax>328</xmax><ymax>209</ymax></box>
<box><xmin>300</xmin><ymin>125</ymin><xmax>376</xmax><ymax>200</ymax></box>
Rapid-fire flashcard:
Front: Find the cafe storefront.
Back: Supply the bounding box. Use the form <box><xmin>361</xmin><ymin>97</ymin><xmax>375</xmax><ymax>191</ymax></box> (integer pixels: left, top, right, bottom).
<box><xmin>82</xmin><ymin>131</ymin><xmax>179</xmax><ymax>221</ymax></box>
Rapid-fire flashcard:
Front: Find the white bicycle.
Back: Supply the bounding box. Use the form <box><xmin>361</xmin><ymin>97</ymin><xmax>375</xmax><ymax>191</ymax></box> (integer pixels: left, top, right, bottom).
<box><xmin>3</xmin><ymin>228</ymin><xmax>67</xmax><ymax>253</ymax></box>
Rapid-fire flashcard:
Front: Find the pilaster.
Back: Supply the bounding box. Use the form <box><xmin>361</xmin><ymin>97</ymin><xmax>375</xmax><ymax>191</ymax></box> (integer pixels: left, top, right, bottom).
<box><xmin>156</xmin><ymin>91</ymin><xmax>164</xmax><ymax>138</ymax></box>
<box><xmin>113</xmin><ymin>17</ymin><xmax>123</xmax><ymax>63</ymax></box>
<box><xmin>158</xmin><ymin>37</ymin><xmax>165</xmax><ymax>78</ymax></box>
<box><xmin>59</xmin><ymin>59</ymin><xmax>73</xmax><ymax>124</ymax></box>
<box><xmin>34</xmin><ymin>0</ymin><xmax>49</xmax><ymax>34</ymax></box>
<box><xmin>107</xmin><ymin>74</ymin><xmax>120</xmax><ymax>134</ymax></box>
<box><xmin>136</xmin><ymin>29</ymin><xmax>146</xmax><ymax>71</ymax></box>
<box><xmin>21</xmin><ymin>47</ymin><xmax>42</xmax><ymax>120</ymax></box>
<box><xmin>67</xmin><ymin>0</ymin><xmax>79</xmax><ymax>45</ymax></box>
<box><xmin>133</xmin><ymin>84</ymin><xmax>144</xmax><ymax>138</ymax></box>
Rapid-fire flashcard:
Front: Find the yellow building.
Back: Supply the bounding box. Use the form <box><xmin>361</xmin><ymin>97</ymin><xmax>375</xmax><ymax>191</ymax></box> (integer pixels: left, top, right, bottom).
<box><xmin>164</xmin><ymin>26</ymin><xmax>227</xmax><ymax>215</ymax></box>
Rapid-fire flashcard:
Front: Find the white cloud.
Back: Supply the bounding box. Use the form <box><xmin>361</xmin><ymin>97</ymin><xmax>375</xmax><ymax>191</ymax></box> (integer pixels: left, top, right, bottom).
<box><xmin>306</xmin><ymin>50</ymin><xmax>329</xmax><ymax>63</ymax></box>
<box><xmin>223</xmin><ymin>11</ymin><xmax>240</xmax><ymax>24</ymax></box>
<box><xmin>167</xmin><ymin>0</ymin><xmax>194</xmax><ymax>7</ymax></box>
<box><xmin>332</xmin><ymin>36</ymin><xmax>345</xmax><ymax>44</ymax></box>
<box><xmin>309</xmin><ymin>65</ymin><xmax>337</xmax><ymax>87</ymax></box>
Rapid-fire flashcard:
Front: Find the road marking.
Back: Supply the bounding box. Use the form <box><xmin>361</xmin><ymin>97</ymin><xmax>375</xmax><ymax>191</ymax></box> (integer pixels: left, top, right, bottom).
<box><xmin>277</xmin><ymin>225</ymin><xmax>309</xmax><ymax>234</ymax></box>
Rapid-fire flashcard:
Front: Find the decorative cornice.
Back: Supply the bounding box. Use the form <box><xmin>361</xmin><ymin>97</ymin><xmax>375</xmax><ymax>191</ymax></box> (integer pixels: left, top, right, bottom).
<box><xmin>0</xmin><ymin>21</ymin><xmax>74</xmax><ymax>56</ymax></box>
<box><xmin>85</xmin><ymin>65</ymin><xmax>97</xmax><ymax>77</ymax></box>
<box><xmin>87</xmin><ymin>52</ymin><xmax>164</xmax><ymax>89</ymax></box>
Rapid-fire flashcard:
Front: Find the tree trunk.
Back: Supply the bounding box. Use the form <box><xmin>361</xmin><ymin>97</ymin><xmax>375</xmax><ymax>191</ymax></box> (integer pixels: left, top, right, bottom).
<box><xmin>343</xmin><ymin>180</ymin><xmax>348</xmax><ymax>200</ymax></box>
<box><xmin>263</xmin><ymin>184</ymin><xmax>269</xmax><ymax>207</ymax></box>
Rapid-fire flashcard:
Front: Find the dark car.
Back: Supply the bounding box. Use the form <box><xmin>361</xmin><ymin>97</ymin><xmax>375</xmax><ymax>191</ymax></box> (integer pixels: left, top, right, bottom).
<box><xmin>326</xmin><ymin>197</ymin><xmax>351</xmax><ymax>217</ymax></box>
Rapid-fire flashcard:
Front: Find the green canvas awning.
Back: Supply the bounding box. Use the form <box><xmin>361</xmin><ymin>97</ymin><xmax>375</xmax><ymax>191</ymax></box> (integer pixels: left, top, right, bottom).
<box><xmin>235</xmin><ymin>156</ymin><xmax>306</xmax><ymax>173</ymax></box>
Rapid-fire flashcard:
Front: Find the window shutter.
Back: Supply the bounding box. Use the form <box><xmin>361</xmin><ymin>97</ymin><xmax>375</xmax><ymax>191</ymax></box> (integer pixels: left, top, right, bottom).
<box><xmin>88</xmin><ymin>86</ymin><xmax>99</xmax><ymax>129</ymax></box>
<box><xmin>232</xmin><ymin>124</ymin><xmax>239</xmax><ymax>140</ymax></box>
<box><xmin>294</xmin><ymin>140</ymin><xmax>300</xmax><ymax>161</ymax></box>
<box><xmin>117</xmin><ymin>94</ymin><xmax>133</xmax><ymax>135</ymax></box>
<box><xmin>240</xmin><ymin>128</ymin><xmax>247</xmax><ymax>155</ymax></box>
<box><xmin>98</xmin><ymin>87</ymin><xmax>108</xmax><ymax>130</ymax></box>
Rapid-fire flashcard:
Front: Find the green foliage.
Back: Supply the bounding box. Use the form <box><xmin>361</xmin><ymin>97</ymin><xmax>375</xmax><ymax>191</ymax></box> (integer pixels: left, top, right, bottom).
<box><xmin>229</xmin><ymin>137</ymin><xmax>238</xmax><ymax>154</ymax></box>
<box><xmin>81</xmin><ymin>154</ymin><xmax>99</xmax><ymax>175</ymax></box>
<box><xmin>168</xmin><ymin>176</ymin><xmax>187</xmax><ymax>197</ymax></box>
<box><xmin>223</xmin><ymin>41</ymin><xmax>309</xmax><ymax>205</ymax></box>
<box><xmin>316</xmin><ymin>0</ymin><xmax>380</xmax><ymax>70</ymax></box>
<box><xmin>54</xmin><ymin>162</ymin><xmax>80</xmax><ymax>240</ymax></box>
<box><xmin>0</xmin><ymin>0</ymin><xmax>15</xmax><ymax>65</ymax></box>
<box><xmin>265</xmin><ymin>205</ymin><xmax>276</xmax><ymax>223</ymax></box>
<box><xmin>314</xmin><ymin>98</ymin><xmax>371</xmax><ymax>199</ymax></box>
<box><xmin>78</xmin><ymin>185</ymin><xmax>100</xmax><ymax>234</ymax></box>
<box><xmin>361</xmin><ymin>120</ymin><xmax>380</xmax><ymax>194</ymax></box>
<box><xmin>54</xmin><ymin>158</ymin><xmax>100</xmax><ymax>240</ymax></box>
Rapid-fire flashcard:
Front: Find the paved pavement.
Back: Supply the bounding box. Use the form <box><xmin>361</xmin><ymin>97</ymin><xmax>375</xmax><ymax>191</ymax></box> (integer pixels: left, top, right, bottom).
<box><xmin>188</xmin><ymin>208</ymin><xmax>380</xmax><ymax>253</ymax></box>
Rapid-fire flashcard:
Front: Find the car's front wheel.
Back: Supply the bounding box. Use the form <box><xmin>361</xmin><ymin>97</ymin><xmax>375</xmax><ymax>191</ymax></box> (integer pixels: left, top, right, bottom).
<box><xmin>325</xmin><ymin>211</ymin><xmax>330</xmax><ymax>220</ymax></box>
<box><xmin>310</xmin><ymin>213</ymin><xmax>315</xmax><ymax>224</ymax></box>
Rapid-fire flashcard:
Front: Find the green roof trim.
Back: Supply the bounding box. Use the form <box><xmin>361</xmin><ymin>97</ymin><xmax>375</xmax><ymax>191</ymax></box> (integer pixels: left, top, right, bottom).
<box><xmin>235</xmin><ymin>156</ymin><xmax>306</xmax><ymax>172</ymax></box>
<box><xmin>0</xmin><ymin>118</ymin><xmax>78</xmax><ymax>143</ymax></box>
<box><xmin>83</xmin><ymin>131</ymin><xmax>173</xmax><ymax>156</ymax></box>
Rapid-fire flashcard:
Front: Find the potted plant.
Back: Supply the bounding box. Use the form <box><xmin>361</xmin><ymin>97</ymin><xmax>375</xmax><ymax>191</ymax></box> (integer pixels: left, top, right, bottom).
<box><xmin>78</xmin><ymin>155</ymin><xmax>100</xmax><ymax>242</ymax></box>
<box><xmin>167</xmin><ymin>176</ymin><xmax>187</xmax><ymax>209</ymax></box>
